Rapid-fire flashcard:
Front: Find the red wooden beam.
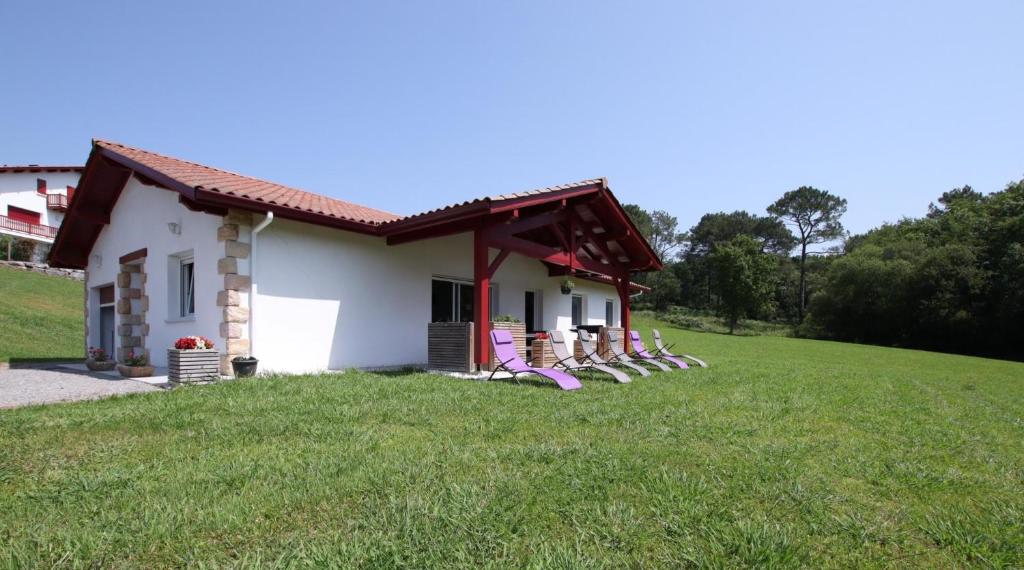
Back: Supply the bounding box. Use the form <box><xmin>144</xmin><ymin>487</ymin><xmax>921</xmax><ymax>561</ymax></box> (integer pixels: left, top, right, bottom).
<box><xmin>487</xmin><ymin>249</ymin><xmax>510</xmax><ymax>278</ymax></box>
<box><xmin>483</xmin><ymin>209</ymin><xmax>566</xmax><ymax>239</ymax></box>
<box><xmin>118</xmin><ymin>248</ymin><xmax>148</xmax><ymax>264</ymax></box>
<box><xmin>617</xmin><ymin>276</ymin><xmax>631</xmax><ymax>334</ymax></box>
<box><xmin>488</xmin><ymin>234</ymin><xmax>610</xmax><ymax>275</ymax></box>
<box><xmin>473</xmin><ymin>229</ymin><xmax>491</xmax><ymax>368</ymax></box>
<box><xmin>573</xmin><ymin>215</ymin><xmax>621</xmax><ymax>268</ymax></box>
<box><xmin>549</xmin><ymin>223</ymin><xmax>571</xmax><ymax>252</ymax></box>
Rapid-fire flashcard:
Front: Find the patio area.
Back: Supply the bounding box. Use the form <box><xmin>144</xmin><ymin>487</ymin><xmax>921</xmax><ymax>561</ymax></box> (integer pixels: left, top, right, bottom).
<box><xmin>0</xmin><ymin>363</ymin><xmax>166</xmax><ymax>408</ymax></box>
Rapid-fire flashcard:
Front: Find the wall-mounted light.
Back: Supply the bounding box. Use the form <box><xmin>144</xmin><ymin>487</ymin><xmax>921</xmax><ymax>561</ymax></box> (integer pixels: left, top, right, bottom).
<box><xmin>90</xmin><ymin>254</ymin><xmax>102</xmax><ymax>268</ymax></box>
<box><xmin>168</xmin><ymin>222</ymin><xmax>181</xmax><ymax>235</ymax></box>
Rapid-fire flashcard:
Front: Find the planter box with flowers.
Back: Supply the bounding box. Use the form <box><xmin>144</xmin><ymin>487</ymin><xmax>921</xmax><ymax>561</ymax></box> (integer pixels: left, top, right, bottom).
<box><xmin>530</xmin><ymin>331</ymin><xmax>557</xmax><ymax>368</ymax></box>
<box><xmin>118</xmin><ymin>349</ymin><xmax>154</xmax><ymax>378</ymax></box>
<box><xmin>168</xmin><ymin>336</ymin><xmax>220</xmax><ymax>384</ymax></box>
<box><xmin>85</xmin><ymin>346</ymin><xmax>116</xmax><ymax>372</ymax></box>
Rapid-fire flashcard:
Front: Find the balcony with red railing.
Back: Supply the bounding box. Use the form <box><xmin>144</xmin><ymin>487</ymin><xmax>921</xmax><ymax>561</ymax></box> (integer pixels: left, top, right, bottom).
<box><xmin>0</xmin><ymin>214</ymin><xmax>59</xmax><ymax>240</ymax></box>
<box><xmin>46</xmin><ymin>193</ymin><xmax>69</xmax><ymax>211</ymax></box>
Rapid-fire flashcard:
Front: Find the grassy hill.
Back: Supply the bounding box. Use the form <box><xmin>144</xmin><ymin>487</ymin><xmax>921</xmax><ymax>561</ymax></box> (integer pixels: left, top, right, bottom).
<box><xmin>0</xmin><ymin>266</ymin><xmax>83</xmax><ymax>363</ymax></box>
<box><xmin>1</xmin><ymin>275</ymin><xmax>1022</xmax><ymax>566</ymax></box>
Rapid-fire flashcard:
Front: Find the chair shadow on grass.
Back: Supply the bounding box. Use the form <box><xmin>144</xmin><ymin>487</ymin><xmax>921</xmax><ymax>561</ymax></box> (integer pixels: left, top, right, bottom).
<box><xmin>485</xmin><ymin>372</ymin><xmax>576</xmax><ymax>391</ymax></box>
<box><xmin>366</xmin><ymin>367</ymin><xmax>429</xmax><ymax>378</ymax></box>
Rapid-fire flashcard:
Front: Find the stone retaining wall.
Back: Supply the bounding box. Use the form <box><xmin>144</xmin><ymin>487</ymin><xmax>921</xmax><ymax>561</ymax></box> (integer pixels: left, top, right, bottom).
<box><xmin>0</xmin><ymin>261</ymin><xmax>84</xmax><ymax>281</ymax></box>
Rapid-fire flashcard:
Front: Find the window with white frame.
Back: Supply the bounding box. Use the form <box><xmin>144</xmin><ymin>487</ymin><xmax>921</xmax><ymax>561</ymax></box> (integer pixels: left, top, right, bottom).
<box><xmin>168</xmin><ymin>251</ymin><xmax>196</xmax><ymax>320</ymax></box>
<box><xmin>179</xmin><ymin>257</ymin><xmax>195</xmax><ymax>317</ymax></box>
<box><xmin>605</xmin><ymin>298</ymin><xmax>615</xmax><ymax>326</ymax></box>
<box><xmin>571</xmin><ymin>294</ymin><xmax>584</xmax><ymax>327</ymax></box>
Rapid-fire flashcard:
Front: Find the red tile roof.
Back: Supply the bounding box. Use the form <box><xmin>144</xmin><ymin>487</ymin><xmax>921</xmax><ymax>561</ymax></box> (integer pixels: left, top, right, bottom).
<box><xmin>390</xmin><ymin>178</ymin><xmax>607</xmax><ymax>224</ymax></box>
<box><xmin>95</xmin><ymin>140</ymin><xmax>401</xmax><ymax>225</ymax></box>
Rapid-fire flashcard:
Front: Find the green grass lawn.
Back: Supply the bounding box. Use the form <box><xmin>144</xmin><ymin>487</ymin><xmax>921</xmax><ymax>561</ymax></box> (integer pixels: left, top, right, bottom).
<box><xmin>1</xmin><ymin>314</ymin><xmax>1022</xmax><ymax>567</ymax></box>
<box><xmin>0</xmin><ymin>266</ymin><xmax>83</xmax><ymax>363</ymax></box>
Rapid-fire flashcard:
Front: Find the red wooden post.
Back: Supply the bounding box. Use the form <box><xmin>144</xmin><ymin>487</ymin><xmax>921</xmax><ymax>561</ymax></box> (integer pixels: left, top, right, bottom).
<box><xmin>473</xmin><ymin>228</ymin><xmax>490</xmax><ymax>369</ymax></box>
<box><xmin>618</xmin><ymin>276</ymin><xmax>631</xmax><ymax>334</ymax></box>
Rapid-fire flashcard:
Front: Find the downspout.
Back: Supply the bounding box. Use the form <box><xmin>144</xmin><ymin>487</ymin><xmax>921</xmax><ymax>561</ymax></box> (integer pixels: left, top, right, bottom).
<box><xmin>249</xmin><ymin>212</ymin><xmax>274</xmax><ymax>357</ymax></box>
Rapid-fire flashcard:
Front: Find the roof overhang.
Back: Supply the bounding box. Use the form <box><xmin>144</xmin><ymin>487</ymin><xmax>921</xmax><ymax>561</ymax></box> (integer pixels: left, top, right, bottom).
<box><xmin>383</xmin><ymin>179</ymin><xmax>664</xmax><ymax>279</ymax></box>
<box><xmin>0</xmin><ymin>165</ymin><xmax>83</xmax><ymax>173</ymax></box>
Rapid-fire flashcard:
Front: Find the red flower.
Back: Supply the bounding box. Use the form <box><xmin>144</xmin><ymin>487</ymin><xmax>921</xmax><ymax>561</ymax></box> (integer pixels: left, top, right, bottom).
<box><xmin>174</xmin><ymin>336</ymin><xmax>216</xmax><ymax>350</ymax></box>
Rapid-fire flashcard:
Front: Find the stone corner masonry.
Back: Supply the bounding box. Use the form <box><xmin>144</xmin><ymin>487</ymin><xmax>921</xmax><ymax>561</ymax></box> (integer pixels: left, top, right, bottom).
<box><xmin>116</xmin><ymin>257</ymin><xmax>148</xmax><ymax>363</ymax></box>
<box><xmin>217</xmin><ymin>209</ymin><xmax>252</xmax><ymax>374</ymax></box>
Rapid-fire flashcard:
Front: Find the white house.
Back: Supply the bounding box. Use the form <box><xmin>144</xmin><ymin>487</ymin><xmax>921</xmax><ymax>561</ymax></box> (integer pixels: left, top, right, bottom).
<box><xmin>50</xmin><ymin>140</ymin><xmax>661</xmax><ymax>374</ymax></box>
<box><xmin>0</xmin><ymin>165</ymin><xmax>82</xmax><ymax>260</ymax></box>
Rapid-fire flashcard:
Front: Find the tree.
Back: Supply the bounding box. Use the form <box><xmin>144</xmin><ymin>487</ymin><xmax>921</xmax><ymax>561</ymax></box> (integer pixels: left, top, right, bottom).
<box><xmin>708</xmin><ymin>235</ymin><xmax>777</xmax><ymax>333</ymax></box>
<box><xmin>642</xmin><ymin>267</ymin><xmax>682</xmax><ymax>311</ymax></box>
<box><xmin>686</xmin><ymin>211</ymin><xmax>796</xmax><ymax>256</ymax></box>
<box><xmin>768</xmin><ymin>186</ymin><xmax>848</xmax><ymax>320</ymax></box>
<box><xmin>623</xmin><ymin>204</ymin><xmax>685</xmax><ymax>261</ymax></box>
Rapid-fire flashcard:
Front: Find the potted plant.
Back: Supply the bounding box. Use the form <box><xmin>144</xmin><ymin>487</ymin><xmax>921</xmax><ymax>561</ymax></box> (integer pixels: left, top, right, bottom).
<box><xmin>85</xmin><ymin>346</ymin><xmax>116</xmax><ymax>372</ymax></box>
<box><xmin>117</xmin><ymin>349</ymin><xmax>154</xmax><ymax>378</ymax></box>
<box><xmin>168</xmin><ymin>336</ymin><xmax>219</xmax><ymax>384</ymax></box>
<box><xmin>560</xmin><ymin>277</ymin><xmax>575</xmax><ymax>295</ymax></box>
<box><xmin>231</xmin><ymin>355</ymin><xmax>259</xmax><ymax>377</ymax></box>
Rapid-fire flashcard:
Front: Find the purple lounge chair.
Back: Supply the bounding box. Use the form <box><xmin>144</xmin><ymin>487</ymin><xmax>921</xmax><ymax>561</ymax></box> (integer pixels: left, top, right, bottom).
<box><xmin>607</xmin><ymin>329</ymin><xmax>671</xmax><ymax>372</ymax></box>
<box><xmin>547</xmin><ymin>330</ymin><xmax>631</xmax><ymax>383</ymax></box>
<box><xmin>652</xmin><ymin>329</ymin><xmax>707</xmax><ymax>368</ymax></box>
<box><xmin>577</xmin><ymin>329</ymin><xmax>651</xmax><ymax>377</ymax></box>
<box><xmin>488</xmin><ymin>329</ymin><xmax>582</xmax><ymax>391</ymax></box>
<box><xmin>630</xmin><ymin>330</ymin><xmax>688</xmax><ymax>370</ymax></box>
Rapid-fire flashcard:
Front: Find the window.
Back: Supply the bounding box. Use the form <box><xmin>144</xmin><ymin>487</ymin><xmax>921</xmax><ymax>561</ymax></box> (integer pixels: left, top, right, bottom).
<box><xmin>488</xmin><ymin>284</ymin><xmax>498</xmax><ymax>319</ymax></box>
<box><xmin>571</xmin><ymin>294</ymin><xmax>584</xmax><ymax>327</ymax></box>
<box><xmin>179</xmin><ymin>258</ymin><xmax>195</xmax><ymax>317</ymax></box>
<box><xmin>605</xmin><ymin>299</ymin><xmax>615</xmax><ymax>326</ymax></box>
<box><xmin>431</xmin><ymin>278</ymin><xmax>496</xmax><ymax>322</ymax></box>
<box><xmin>524</xmin><ymin>291</ymin><xmax>536</xmax><ymax>332</ymax></box>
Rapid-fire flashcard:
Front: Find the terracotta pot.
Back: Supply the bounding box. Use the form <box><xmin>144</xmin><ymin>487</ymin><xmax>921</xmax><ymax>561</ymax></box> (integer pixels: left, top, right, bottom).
<box><xmin>117</xmin><ymin>364</ymin><xmax>155</xmax><ymax>378</ymax></box>
<box><xmin>85</xmin><ymin>359</ymin><xmax>116</xmax><ymax>372</ymax></box>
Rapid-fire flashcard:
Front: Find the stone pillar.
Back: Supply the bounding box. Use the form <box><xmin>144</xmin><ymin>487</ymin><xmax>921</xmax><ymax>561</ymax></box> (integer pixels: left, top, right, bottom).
<box><xmin>117</xmin><ymin>260</ymin><xmax>148</xmax><ymax>363</ymax></box>
<box><xmin>217</xmin><ymin>209</ymin><xmax>252</xmax><ymax>374</ymax></box>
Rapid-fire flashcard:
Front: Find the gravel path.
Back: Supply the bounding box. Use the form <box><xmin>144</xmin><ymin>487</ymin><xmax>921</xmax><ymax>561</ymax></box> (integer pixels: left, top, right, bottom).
<box><xmin>0</xmin><ymin>365</ymin><xmax>162</xmax><ymax>409</ymax></box>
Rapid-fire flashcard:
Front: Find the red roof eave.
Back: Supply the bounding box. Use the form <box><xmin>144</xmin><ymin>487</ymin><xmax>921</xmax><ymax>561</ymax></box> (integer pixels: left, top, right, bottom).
<box><xmin>0</xmin><ymin>165</ymin><xmax>83</xmax><ymax>174</ymax></box>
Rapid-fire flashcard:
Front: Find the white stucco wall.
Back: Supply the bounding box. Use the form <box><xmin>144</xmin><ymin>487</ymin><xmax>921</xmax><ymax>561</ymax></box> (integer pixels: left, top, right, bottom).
<box><xmin>85</xmin><ymin>178</ymin><xmax>224</xmax><ymax>367</ymax></box>
<box><xmin>252</xmin><ymin>221</ymin><xmax>621</xmax><ymax>372</ymax></box>
<box><xmin>0</xmin><ymin>171</ymin><xmax>81</xmax><ymax>236</ymax></box>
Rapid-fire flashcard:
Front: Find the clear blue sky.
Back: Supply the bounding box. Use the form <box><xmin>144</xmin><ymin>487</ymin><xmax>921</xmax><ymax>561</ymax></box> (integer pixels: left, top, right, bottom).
<box><xmin>2</xmin><ymin>1</ymin><xmax>1021</xmax><ymax>237</ymax></box>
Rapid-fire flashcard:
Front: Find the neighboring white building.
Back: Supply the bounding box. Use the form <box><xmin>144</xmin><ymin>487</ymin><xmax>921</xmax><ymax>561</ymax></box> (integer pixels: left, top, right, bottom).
<box><xmin>0</xmin><ymin>165</ymin><xmax>82</xmax><ymax>260</ymax></box>
<box><xmin>50</xmin><ymin>140</ymin><xmax>661</xmax><ymax>374</ymax></box>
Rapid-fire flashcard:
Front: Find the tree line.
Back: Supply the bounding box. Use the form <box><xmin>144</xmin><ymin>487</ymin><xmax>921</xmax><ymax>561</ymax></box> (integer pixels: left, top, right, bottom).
<box><xmin>624</xmin><ymin>178</ymin><xmax>1024</xmax><ymax>361</ymax></box>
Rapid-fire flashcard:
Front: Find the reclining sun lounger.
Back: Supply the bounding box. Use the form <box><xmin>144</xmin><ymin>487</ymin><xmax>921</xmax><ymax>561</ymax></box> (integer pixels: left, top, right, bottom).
<box><xmin>652</xmin><ymin>329</ymin><xmax>708</xmax><ymax>368</ymax></box>
<box><xmin>607</xmin><ymin>329</ymin><xmax>671</xmax><ymax>372</ymax></box>
<box><xmin>547</xmin><ymin>330</ymin><xmax>631</xmax><ymax>383</ymax></box>
<box><xmin>577</xmin><ymin>329</ymin><xmax>651</xmax><ymax>377</ymax></box>
<box><xmin>488</xmin><ymin>329</ymin><xmax>582</xmax><ymax>391</ymax></box>
<box><xmin>629</xmin><ymin>330</ymin><xmax>688</xmax><ymax>370</ymax></box>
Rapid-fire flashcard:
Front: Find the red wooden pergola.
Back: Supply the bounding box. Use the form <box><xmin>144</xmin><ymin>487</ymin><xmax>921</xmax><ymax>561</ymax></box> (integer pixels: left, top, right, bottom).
<box><xmin>384</xmin><ymin>179</ymin><xmax>663</xmax><ymax>368</ymax></box>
